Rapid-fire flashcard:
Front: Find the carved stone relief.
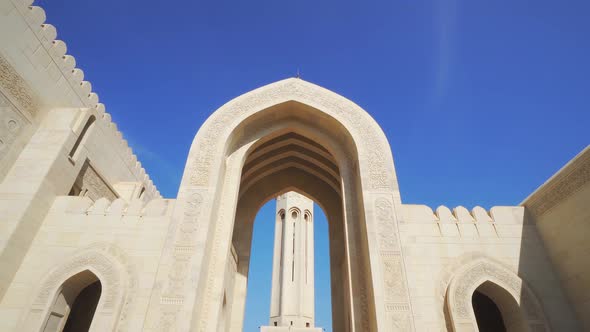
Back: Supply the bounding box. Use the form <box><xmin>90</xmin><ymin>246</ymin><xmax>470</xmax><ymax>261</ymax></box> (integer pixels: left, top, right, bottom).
<box><xmin>71</xmin><ymin>159</ymin><xmax>118</xmax><ymax>201</ymax></box>
<box><xmin>157</xmin><ymin>190</ymin><xmax>205</xmax><ymax>329</ymax></box>
<box><xmin>0</xmin><ymin>91</ymin><xmax>28</xmax><ymax>162</ymax></box>
<box><xmin>186</xmin><ymin>79</ymin><xmax>395</xmax><ymax>191</ymax></box>
<box><xmin>525</xmin><ymin>150</ymin><xmax>590</xmax><ymax>217</ymax></box>
<box><xmin>375</xmin><ymin>197</ymin><xmax>398</xmax><ymax>250</ymax></box>
<box><xmin>0</xmin><ymin>54</ymin><xmax>38</xmax><ymax>118</ymax></box>
<box><xmin>374</xmin><ymin>196</ymin><xmax>412</xmax><ymax>330</ymax></box>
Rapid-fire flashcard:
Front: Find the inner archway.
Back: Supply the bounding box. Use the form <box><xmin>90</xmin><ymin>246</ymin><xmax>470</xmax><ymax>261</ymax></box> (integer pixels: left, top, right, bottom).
<box><xmin>225</xmin><ymin>125</ymin><xmax>360</xmax><ymax>332</ymax></box>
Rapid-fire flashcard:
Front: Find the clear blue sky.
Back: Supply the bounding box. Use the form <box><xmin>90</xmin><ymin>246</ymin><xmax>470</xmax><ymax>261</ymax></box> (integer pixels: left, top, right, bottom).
<box><xmin>37</xmin><ymin>0</ymin><xmax>589</xmax><ymax>331</ymax></box>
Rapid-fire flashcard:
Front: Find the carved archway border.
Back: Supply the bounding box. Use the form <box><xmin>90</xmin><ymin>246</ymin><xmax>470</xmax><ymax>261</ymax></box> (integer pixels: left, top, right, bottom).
<box><xmin>22</xmin><ymin>242</ymin><xmax>137</xmax><ymax>331</ymax></box>
<box><xmin>443</xmin><ymin>255</ymin><xmax>549</xmax><ymax>332</ymax></box>
<box><xmin>183</xmin><ymin>78</ymin><xmax>398</xmax><ymax>192</ymax></box>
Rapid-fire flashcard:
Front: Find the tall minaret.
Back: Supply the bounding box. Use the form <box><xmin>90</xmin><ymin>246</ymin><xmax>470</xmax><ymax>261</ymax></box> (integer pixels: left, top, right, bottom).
<box><xmin>262</xmin><ymin>192</ymin><xmax>322</xmax><ymax>332</ymax></box>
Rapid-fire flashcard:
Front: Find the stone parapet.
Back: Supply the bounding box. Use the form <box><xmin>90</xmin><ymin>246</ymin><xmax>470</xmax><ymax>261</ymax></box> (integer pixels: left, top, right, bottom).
<box><xmin>50</xmin><ymin>196</ymin><xmax>175</xmax><ymax>217</ymax></box>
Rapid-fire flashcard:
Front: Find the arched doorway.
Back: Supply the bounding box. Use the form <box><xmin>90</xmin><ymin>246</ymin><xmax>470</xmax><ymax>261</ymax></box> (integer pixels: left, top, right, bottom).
<box><xmin>446</xmin><ymin>258</ymin><xmax>549</xmax><ymax>332</ymax></box>
<box><xmin>42</xmin><ymin>270</ymin><xmax>102</xmax><ymax>332</ymax></box>
<box><xmin>163</xmin><ymin>79</ymin><xmax>414</xmax><ymax>331</ymax></box>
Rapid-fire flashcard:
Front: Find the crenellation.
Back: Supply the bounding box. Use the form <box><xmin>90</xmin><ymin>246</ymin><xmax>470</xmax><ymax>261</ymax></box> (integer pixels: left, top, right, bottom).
<box><xmin>40</xmin><ymin>23</ymin><xmax>56</xmax><ymax>43</ymax></box>
<box><xmin>87</xmin><ymin>197</ymin><xmax>111</xmax><ymax>215</ymax></box>
<box><xmin>472</xmin><ymin>206</ymin><xmax>496</xmax><ymax>237</ymax></box>
<box><xmin>88</xmin><ymin>92</ymin><xmax>98</xmax><ymax>105</ymax></box>
<box><xmin>53</xmin><ymin>195</ymin><xmax>174</xmax><ymax>218</ymax></box>
<box><xmin>49</xmin><ymin>40</ymin><xmax>66</xmax><ymax>59</ymax></box>
<box><xmin>61</xmin><ymin>54</ymin><xmax>76</xmax><ymax>71</ymax></box>
<box><xmin>471</xmin><ymin>206</ymin><xmax>492</xmax><ymax>223</ymax></box>
<box><xmin>401</xmin><ymin>204</ymin><xmax>529</xmax><ymax>239</ymax></box>
<box><xmin>435</xmin><ymin>205</ymin><xmax>455</xmax><ymax>223</ymax></box>
<box><xmin>95</xmin><ymin>102</ymin><xmax>105</xmax><ymax>115</ymax></box>
<box><xmin>26</xmin><ymin>6</ymin><xmax>45</xmax><ymax>26</ymax></box>
<box><xmin>452</xmin><ymin>206</ymin><xmax>474</xmax><ymax>223</ymax></box>
<box><xmin>70</xmin><ymin>67</ymin><xmax>84</xmax><ymax>83</ymax></box>
<box><xmin>108</xmin><ymin>198</ymin><xmax>128</xmax><ymax>215</ymax></box>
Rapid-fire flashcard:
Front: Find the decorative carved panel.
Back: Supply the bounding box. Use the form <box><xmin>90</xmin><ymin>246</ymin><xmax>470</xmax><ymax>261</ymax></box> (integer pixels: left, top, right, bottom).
<box><xmin>186</xmin><ymin>79</ymin><xmax>396</xmax><ymax>191</ymax></box>
<box><xmin>70</xmin><ymin>159</ymin><xmax>118</xmax><ymax>201</ymax></box>
<box><xmin>525</xmin><ymin>149</ymin><xmax>590</xmax><ymax>217</ymax></box>
<box><xmin>157</xmin><ymin>189</ymin><xmax>206</xmax><ymax>330</ymax></box>
<box><xmin>0</xmin><ymin>91</ymin><xmax>28</xmax><ymax>162</ymax></box>
<box><xmin>0</xmin><ymin>54</ymin><xmax>38</xmax><ymax>118</ymax></box>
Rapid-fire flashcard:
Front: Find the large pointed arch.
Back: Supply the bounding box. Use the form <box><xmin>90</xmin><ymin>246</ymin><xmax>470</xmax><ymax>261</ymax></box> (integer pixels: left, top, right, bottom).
<box><xmin>147</xmin><ymin>78</ymin><xmax>413</xmax><ymax>331</ymax></box>
<box><xmin>181</xmin><ymin>78</ymin><xmax>398</xmax><ymax>192</ymax></box>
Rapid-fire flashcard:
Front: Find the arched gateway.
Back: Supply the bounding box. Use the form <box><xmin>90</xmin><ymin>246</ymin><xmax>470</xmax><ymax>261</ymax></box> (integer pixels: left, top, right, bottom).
<box><xmin>148</xmin><ymin>78</ymin><xmax>414</xmax><ymax>331</ymax></box>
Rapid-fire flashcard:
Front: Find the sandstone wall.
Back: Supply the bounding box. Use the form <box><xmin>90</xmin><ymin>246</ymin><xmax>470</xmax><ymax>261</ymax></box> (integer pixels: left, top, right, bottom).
<box><xmin>523</xmin><ymin>145</ymin><xmax>590</xmax><ymax>330</ymax></box>
<box><xmin>0</xmin><ymin>196</ymin><xmax>174</xmax><ymax>331</ymax></box>
<box><xmin>399</xmin><ymin>204</ymin><xmax>579</xmax><ymax>331</ymax></box>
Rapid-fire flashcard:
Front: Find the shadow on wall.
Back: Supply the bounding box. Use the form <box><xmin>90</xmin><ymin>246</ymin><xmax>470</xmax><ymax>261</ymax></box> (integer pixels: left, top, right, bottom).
<box><xmin>520</xmin><ymin>146</ymin><xmax>590</xmax><ymax>331</ymax></box>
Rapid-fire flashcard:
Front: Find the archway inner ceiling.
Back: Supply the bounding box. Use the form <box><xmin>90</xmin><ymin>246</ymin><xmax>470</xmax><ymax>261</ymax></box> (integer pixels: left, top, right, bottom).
<box><xmin>239</xmin><ymin>132</ymin><xmax>342</xmax><ymax>201</ymax></box>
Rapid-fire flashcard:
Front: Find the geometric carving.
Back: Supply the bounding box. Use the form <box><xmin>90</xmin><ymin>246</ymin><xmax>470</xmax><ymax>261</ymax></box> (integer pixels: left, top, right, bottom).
<box><xmin>185</xmin><ymin>78</ymin><xmax>396</xmax><ymax>191</ymax></box>
<box><xmin>71</xmin><ymin>159</ymin><xmax>118</xmax><ymax>202</ymax></box>
<box><xmin>157</xmin><ymin>190</ymin><xmax>205</xmax><ymax>330</ymax></box>
<box><xmin>375</xmin><ymin>197</ymin><xmax>398</xmax><ymax>250</ymax></box>
<box><xmin>0</xmin><ymin>54</ymin><xmax>38</xmax><ymax>119</ymax></box>
<box><xmin>0</xmin><ymin>91</ymin><xmax>28</xmax><ymax>162</ymax></box>
<box><xmin>524</xmin><ymin>148</ymin><xmax>590</xmax><ymax>217</ymax></box>
<box><xmin>374</xmin><ymin>196</ymin><xmax>412</xmax><ymax>331</ymax></box>
<box><xmin>381</xmin><ymin>252</ymin><xmax>407</xmax><ymax>301</ymax></box>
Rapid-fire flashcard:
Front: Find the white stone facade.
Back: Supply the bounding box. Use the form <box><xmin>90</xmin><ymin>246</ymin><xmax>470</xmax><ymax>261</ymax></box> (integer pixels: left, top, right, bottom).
<box><xmin>0</xmin><ymin>1</ymin><xmax>587</xmax><ymax>331</ymax></box>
